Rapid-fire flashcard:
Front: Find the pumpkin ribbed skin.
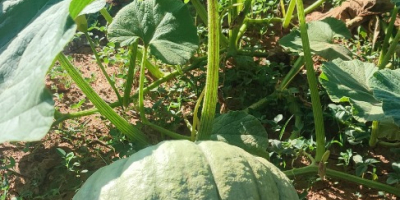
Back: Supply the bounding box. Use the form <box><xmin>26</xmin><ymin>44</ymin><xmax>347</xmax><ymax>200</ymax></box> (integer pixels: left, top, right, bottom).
<box><xmin>73</xmin><ymin>140</ymin><xmax>299</xmax><ymax>200</ymax></box>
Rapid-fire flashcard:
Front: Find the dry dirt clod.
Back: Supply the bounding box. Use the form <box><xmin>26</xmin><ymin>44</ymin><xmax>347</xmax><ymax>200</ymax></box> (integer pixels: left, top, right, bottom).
<box><xmin>306</xmin><ymin>0</ymin><xmax>394</xmax><ymax>30</ymax></box>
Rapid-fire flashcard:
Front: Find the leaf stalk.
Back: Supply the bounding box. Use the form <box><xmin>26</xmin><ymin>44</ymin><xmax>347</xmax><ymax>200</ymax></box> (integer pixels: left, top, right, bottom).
<box><xmin>296</xmin><ymin>0</ymin><xmax>326</xmax><ymax>162</ymax></box>
<box><xmin>284</xmin><ymin>165</ymin><xmax>400</xmax><ymax>196</ymax></box>
<box><xmin>123</xmin><ymin>40</ymin><xmax>139</xmax><ymax>107</ymax></box>
<box><xmin>57</xmin><ymin>53</ymin><xmax>149</xmax><ymax>147</ymax></box>
<box><xmin>85</xmin><ymin>32</ymin><xmax>123</xmax><ymax>104</ymax></box>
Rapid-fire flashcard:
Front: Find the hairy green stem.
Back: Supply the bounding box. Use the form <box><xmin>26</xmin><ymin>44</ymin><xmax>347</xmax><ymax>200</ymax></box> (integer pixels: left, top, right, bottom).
<box><xmin>304</xmin><ymin>0</ymin><xmax>326</xmax><ymax>15</ymax></box>
<box><xmin>123</xmin><ymin>40</ymin><xmax>138</xmax><ymax>107</ymax></box>
<box><xmin>137</xmin><ymin>47</ymin><xmax>187</xmax><ymax>139</ymax></box>
<box><xmin>283</xmin><ymin>0</ymin><xmax>326</xmax><ymax>28</ymax></box>
<box><xmin>53</xmin><ymin>58</ymin><xmax>207</xmax><ymax>124</ymax></box>
<box><xmin>284</xmin><ymin>165</ymin><xmax>316</xmax><ymax>177</ymax></box>
<box><xmin>246</xmin><ymin>17</ymin><xmax>283</xmax><ymax>24</ymax></box>
<box><xmin>85</xmin><ymin>32</ymin><xmax>122</xmax><ymax>103</ymax></box>
<box><xmin>284</xmin><ymin>165</ymin><xmax>400</xmax><ymax>196</ymax></box>
<box><xmin>369</xmin><ymin>120</ymin><xmax>379</xmax><ymax>147</ymax></box>
<box><xmin>244</xmin><ymin>0</ymin><xmax>324</xmax><ymax>29</ymax></box>
<box><xmin>231</xmin><ymin>0</ymin><xmax>252</xmax><ymax>54</ymax></box>
<box><xmin>136</xmin><ymin>48</ymin><xmax>164</xmax><ymax>79</ymax></box>
<box><xmin>280</xmin><ymin>0</ymin><xmax>286</xmax><ymax>17</ymax></box>
<box><xmin>53</xmin><ymin>109</ymin><xmax>99</xmax><ymax>125</ymax></box>
<box><xmin>190</xmin><ymin>0</ymin><xmax>229</xmax><ymax>47</ymax></box>
<box><xmin>296</xmin><ymin>0</ymin><xmax>325</xmax><ymax>162</ymax></box>
<box><xmin>379</xmin><ymin>28</ymin><xmax>400</xmax><ymax>69</ymax></box>
<box><xmin>100</xmin><ymin>7</ymin><xmax>113</xmax><ymax>24</ymax></box>
<box><xmin>378</xmin><ymin>6</ymin><xmax>398</xmax><ymax>66</ymax></box>
<box><xmin>236</xmin><ymin>21</ymin><xmax>248</xmax><ymax>44</ymax></box>
<box><xmin>190</xmin><ymin>0</ymin><xmax>208</xmax><ymax>27</ymax></box>
<box><xmin>325</xmin><ymin>168</ymin><xmax>400</xmax><ymax>196</ymax></box>
<box><xmin>139</xmin><ymin>47</ymin><xmax>149</xmax><ymax>123</ymax></box>
<box><xmin>377</xmin><ymin>141</ymin><xmax>400</xmax><ymax>147</ymax></box>
<box><xmin>277</xmin><ymin>56</ymin><xmax>304</xmax><ymax>91</ymax></box>
<box><xmin>287</xmin><ymin>96</ymin><xmax>303</xmax><ymax>139</ymax></box>
<box><xmin>197</xmin><ymin>0</ymin><xmax>220</xmax><ymax>140</ymax></box>
<box><xmin>283</xmin><ymin>0</ymin><xmax>296</xmax><ymax>28</ymax></box>
<box><xmin>192</xmin><ymin>90</ymin><xmax>205</xmax><ymax>140</ymax></box>
<box><xmin>243</xmin><ymin>97</ymin><xmax>268</xmax><ymax>113</ymax></box>
<box><xmin>228</xmin><ymin>0</ymin><xmax>240</xmax><ymax>55</ymax></box>
<box><xmin>228</xmin><ymin>0</ymin><xmax>240</xmax><ymax>34</ymax></box>
<box><xmin>57</xmin><ymin>53</ymin><xmax>149</xmax><ymax>147</ymax></box>
<box><xmin>228</xmin><ymin>0</ymin><xmax>250</xmax><ymax>55</ymax></box>
<box><xmin>146</xmin><ymin>123</ymin><xmax>191</xmax><ymax>140</ymax></box>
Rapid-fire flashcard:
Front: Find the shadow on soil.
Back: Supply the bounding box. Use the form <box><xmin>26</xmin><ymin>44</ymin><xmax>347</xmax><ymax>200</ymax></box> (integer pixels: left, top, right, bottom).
<box><xmin>9</xmin><ymin>142</ymin><xmax>113</xmax><ymax>200</ymax></box>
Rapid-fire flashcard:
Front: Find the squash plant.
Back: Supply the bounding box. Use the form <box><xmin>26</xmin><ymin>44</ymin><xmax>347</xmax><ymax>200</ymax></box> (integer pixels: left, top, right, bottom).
<box><xmin>1</xmin><ymin>0</ymin><xmax>400</xmax><ymax>198</ymax></box>
<box><xmin>73</xmin><ymin>0</ymin><xmax>299</xmax><ymax>198</ymax></box>
<box><xmin>0</xmin><ymin>0</ymin><xmax>299</xmax><ymax>199</ymax></box>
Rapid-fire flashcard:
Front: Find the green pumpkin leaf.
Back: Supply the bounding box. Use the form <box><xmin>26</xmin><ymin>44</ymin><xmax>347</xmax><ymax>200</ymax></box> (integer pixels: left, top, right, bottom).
<box><xmin>69</xmin><ymin>0</ymin><xmax>105</xmax><ymax>19</ymax></box>
<box><xmin>107</xmin><ymin>0</ymin><xmax>199</xmax><ymax>65</ymax></box>
<box><xmin>387</xmin><ymin>162</ymin><xmax>400</xmax><ymax>185</ymax></box>
<box><xmin>77</xmin><ymin>0</ymin><xmax>106</xmax><ymax>16</ymax></box>
<box><xmin>0</xmin><ymin>0</ymin><xmax>76</xmax><ymax>143</ymax></box>
<box><xmin>279</xmin><ymin>18</ymin><xmax>352</xmax><ymax>60</ymax></box>
<box><xmin>387</xmin><ymin>174</ymin><xmax>400</xmax><ymax>185</ymax></box>
<box><xmin>70</xmin><ymin>0</ymin><xmax>106</xmax><ymax>32</ymax></box>
<box><xmin>69</xmin><ymin>0</ymin><xmax>94</xmax><ymax>19</ymax></box>
<box><xmin>320</xmin><ymin>59</ymin><xmax>385</xmax><ymax>122</ymax></box>
<box><xmin>211</xmin><ymin>111</ymin><xmax>269</xmax><ymax>158</ymax></box>
<box><xmin>391</xmin><ymin>0</ymin><xmax>400</xmax><ymax>7</ymax></box>
<box><xmin>370</xmin><ymin>69</ymin><xmax>400</xmax><ymax>126</ymax></box>
<box><xmin>377</xmin><ymin>119</ymin><xmax>400</xmax><ymax>141</ymax></box>
<box><xmin>393</xmin><ymin>162</ymin><xmax>400</xmax><ymax>173</ymax></box>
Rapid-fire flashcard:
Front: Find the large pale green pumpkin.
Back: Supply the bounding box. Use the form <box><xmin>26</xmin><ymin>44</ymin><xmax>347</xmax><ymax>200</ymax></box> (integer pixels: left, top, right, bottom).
<box><xmin>73</xmin><ymin>140</ymin><xmax>299</xmax><ymax>200</ymax></box>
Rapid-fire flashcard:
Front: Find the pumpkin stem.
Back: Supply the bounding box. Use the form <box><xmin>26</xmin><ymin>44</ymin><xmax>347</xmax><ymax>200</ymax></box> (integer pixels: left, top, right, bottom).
<box><xmin>197</xmin><ymin>0</ymin><xmax>220</xmax><ymax>140</ymax></box>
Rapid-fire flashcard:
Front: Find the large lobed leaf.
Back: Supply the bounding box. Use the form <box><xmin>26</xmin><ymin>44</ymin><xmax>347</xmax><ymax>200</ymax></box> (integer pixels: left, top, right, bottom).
<box><xmin>210</xmin><ymin>111</ymin><xmax>269</xmax><ymax>158</ymax></box>
<box><xmin>0</xmin><ymin>0</ymin><xmax>77</xmax><ymax>143</ymax></box>
<box><xmin>320</xmin><ymin>59</ymin><xmax>385</xmax><ymax>122</ymax></box>
<box><xmin>0</xmin><ymin>0</ymin><xmax>100</xmax><ymax>143</ymax></box>
<box><xmin>370</xmin><ymin>69</ymin><xmax>400</xmax><ymax>126</ymax></box>
<box><xmin>279</xmin><ymin>18</ymin><xmax>352</xmax><ymax>60</ymax></box>
<box><xmin>107</xmin><ymin>0</ymin><xmax>199</xmax><ymax>65</ymax></box>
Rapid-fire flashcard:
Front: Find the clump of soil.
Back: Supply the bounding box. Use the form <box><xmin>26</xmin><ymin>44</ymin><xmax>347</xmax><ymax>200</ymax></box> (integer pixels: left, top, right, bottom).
<box><xmin>307</xmin><ymin>0</ymin><xmax>395</xmax><ymax>30</ymax></box>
